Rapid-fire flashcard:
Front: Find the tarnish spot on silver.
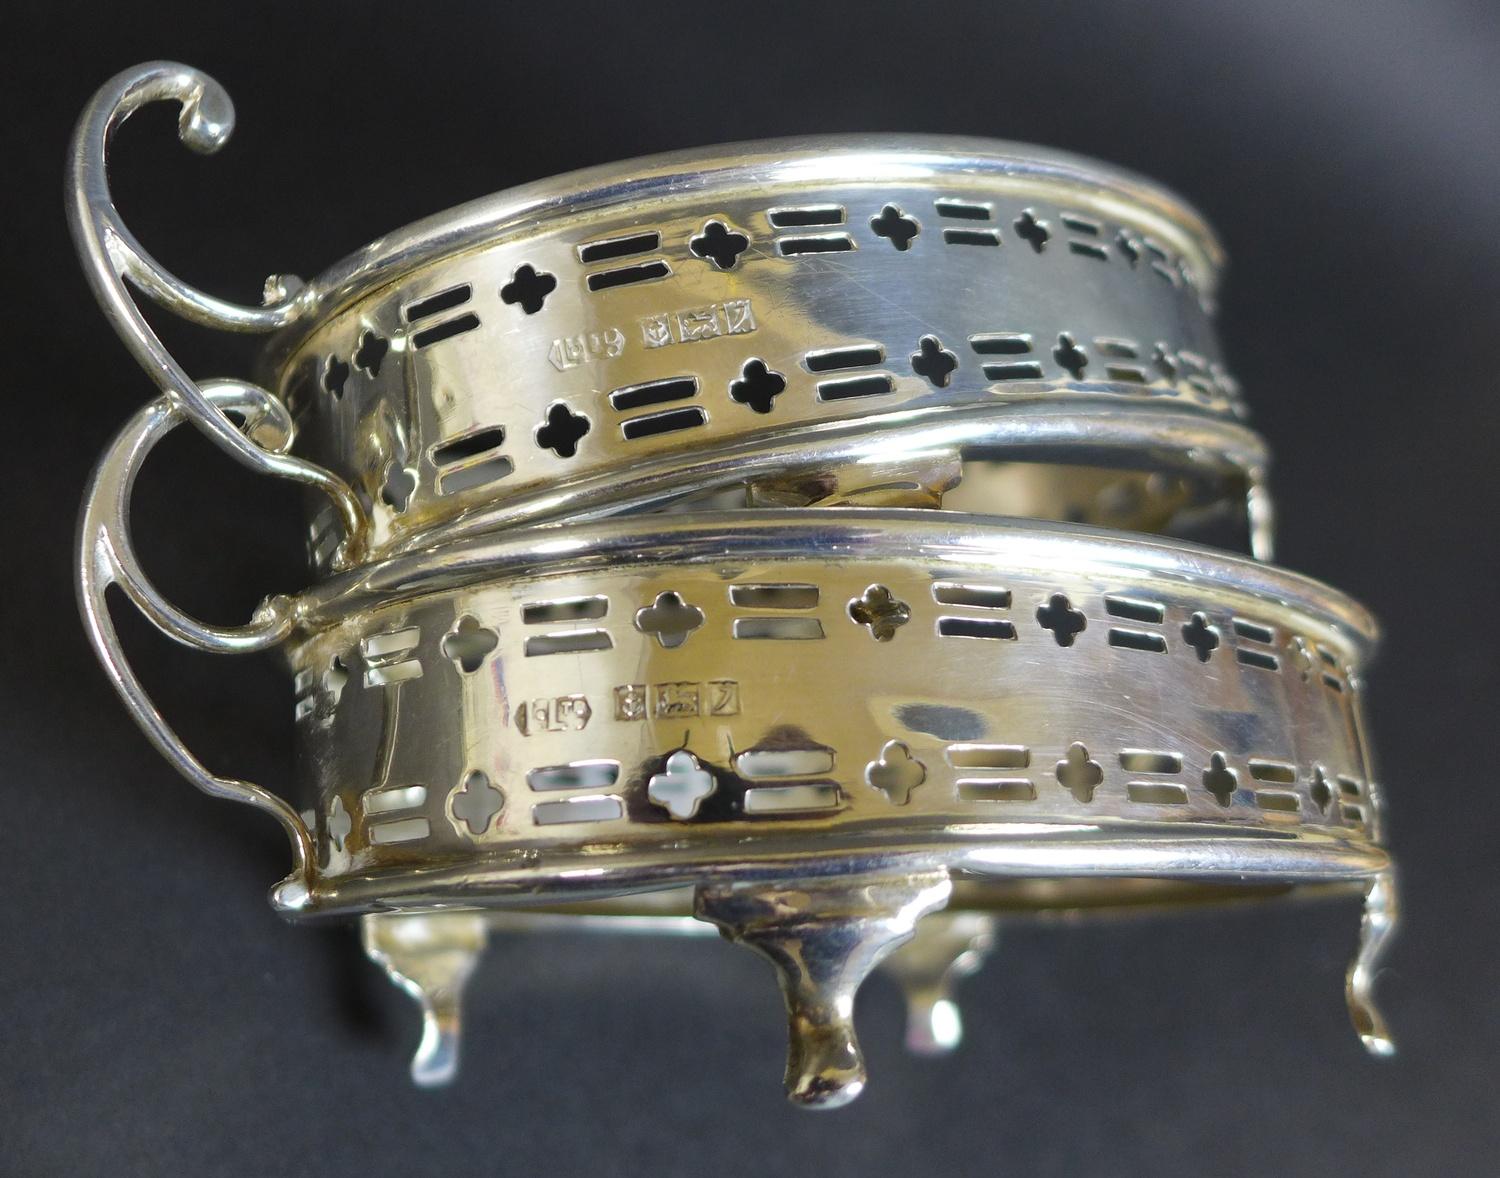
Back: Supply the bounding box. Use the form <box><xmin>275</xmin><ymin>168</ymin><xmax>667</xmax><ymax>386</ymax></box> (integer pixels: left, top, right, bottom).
<box><xmin>894</xmin><ymin>704</ymin><xmax>986</xmax><ymax>741</ymax></box>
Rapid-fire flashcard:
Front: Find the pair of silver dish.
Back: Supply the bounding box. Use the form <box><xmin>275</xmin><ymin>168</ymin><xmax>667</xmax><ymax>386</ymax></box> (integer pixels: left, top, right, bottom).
<box><xmin>72</xmin><ymin>62</ymin><xmax>1395</xmax><ymax>1107</ymax></box>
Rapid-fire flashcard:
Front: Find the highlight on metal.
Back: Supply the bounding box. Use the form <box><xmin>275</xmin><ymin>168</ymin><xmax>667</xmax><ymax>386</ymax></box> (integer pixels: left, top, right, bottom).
<box><xmin>70</xmin><ymin>61</ymin><xmax>1395</xmax><ymax>1108</ymax></box>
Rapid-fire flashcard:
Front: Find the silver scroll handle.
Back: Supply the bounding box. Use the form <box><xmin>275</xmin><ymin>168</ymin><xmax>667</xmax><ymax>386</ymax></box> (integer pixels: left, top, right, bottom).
<box><xmin>67</xmin><ymin>60</ymin><xmax>365</xmax><ymax>570</ymax></box>
<box><xmin>77</xmin><ymin>381</ymin><xmax>317</xmax><ymax>911</ymax></box>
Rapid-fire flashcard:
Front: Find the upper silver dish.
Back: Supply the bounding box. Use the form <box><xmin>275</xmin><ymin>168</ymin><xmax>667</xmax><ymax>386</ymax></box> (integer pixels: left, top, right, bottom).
<box><xmin>267</xmin><ymin>131</ymin><xmax>1226</xmax><ymax>341</ymax></box>
<box><xmin>263</xmin><ymin>132</ymin><xmax>1256</xmax><ymax>562</ymax></box>
<box><xmin>69</xmin><ymin>62</ymin><xmax>1266</xmax><ymax>571</ymax></box>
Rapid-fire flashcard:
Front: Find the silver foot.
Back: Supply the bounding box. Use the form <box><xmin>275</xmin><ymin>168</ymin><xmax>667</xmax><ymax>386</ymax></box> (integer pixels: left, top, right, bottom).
<box><xmin>1346</xmin><ymin>868</ymin><xmax>1398</xmax><ymax>1057</ymax></box>
<box><xmin>879</xmin><ymin>911</ymin><xmax>997</xmax><ymax>1055</ymax></box>
<box><xmin>695</xmin><ymin>870</ymin><xmax>952</xmax><ymax>1109</ymax></box>
<box><xmin>361</xmin><ymin>912</ymin><xmax>488</xmax><ymax>1086</ymax></box>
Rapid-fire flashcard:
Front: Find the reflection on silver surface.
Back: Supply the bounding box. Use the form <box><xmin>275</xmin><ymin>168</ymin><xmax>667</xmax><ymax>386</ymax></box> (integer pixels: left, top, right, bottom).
<box><xmin>70</xmin><ymin>61</ymin><xmax>1395</xmax><ymax>1107</ymax></box>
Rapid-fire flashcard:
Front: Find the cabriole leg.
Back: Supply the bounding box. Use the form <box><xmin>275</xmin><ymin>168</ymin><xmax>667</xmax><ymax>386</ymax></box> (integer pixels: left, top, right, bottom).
<box><xmin>362</xmin><ymin>912</ymin><xmax>488</xmax><ymax>1086</ymax></box>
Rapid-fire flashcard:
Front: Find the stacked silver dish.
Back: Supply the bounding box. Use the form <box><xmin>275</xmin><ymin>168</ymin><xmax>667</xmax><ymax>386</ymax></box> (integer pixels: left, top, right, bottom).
<box><xmin>72</xmin><ymin>62</ymin><xmax>1395</xmax><ymax>1108</ymax></box>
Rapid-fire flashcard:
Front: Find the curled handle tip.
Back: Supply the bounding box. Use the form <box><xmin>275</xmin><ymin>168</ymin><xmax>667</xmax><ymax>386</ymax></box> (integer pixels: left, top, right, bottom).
<box><xmin>69</xmin><ymin>61</ymin><xmax>365</xmax><ymax>569</ymax></box>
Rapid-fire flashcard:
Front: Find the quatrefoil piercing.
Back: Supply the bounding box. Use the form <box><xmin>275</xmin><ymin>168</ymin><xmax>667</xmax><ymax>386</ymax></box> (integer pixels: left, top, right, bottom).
<box><xmin>442</xmin><ymin>615</ymin><xmax>498</xmax><ymax>673</ymax></box>
<box><xmin>729</xmin><ymin>358</ymin><xmax>786</xmax><ymax>414</ymax></box>
<box><xmin>322</xmin><ymin>353</ymin><xmax>350</xmax><ymax>399</ymax></box>
<box><xmin>1053</xmin><ymin>333</ymin><xmax>1088</xmax><ymax>379</ymax></box>
<box><xmin>647</xmin><ymin>750</ymin><xmax>716</xmax><ymax>820</ymax></box>
<box><xmin>865</xmin><ymin>741</ymin><xmax>926</xmax><ymax>805</ymax></box>
<box><xmin>535</xmin><ymin>402</ymin><xmax>590</xmax><ymax>457</ymax></box>
<box><xmin>1056</xmin><ymin>743</ymin><xmax>1103</xmax><ymax>804</ymax></box>
<box><xmin>871</xmin><ymin>204</ymin><xmax>920</xmax><ymax>250</ymax></box>
<box><xmin>911</xmin><ymin>335</ymin><xmax>958</xmax><ymax>388</ymax></box>
<box><xmin>322</xmin><ymin>654</ymin><xmax>349</xmax><ymax>707</ymax></box>
<box><xmin>327</xmin><ymin>795</ymin><xmax>352</xmax><ymax>853</ymax></box>
<box><xmin>1203</xmin><ymin>752</ymin><xmax>1239</xmax><ymax>806</ymax></box>
<box><xmin>690</xmin><ymin>219</ymin><xmax>750</xmax><ymax>269</ymax></box>
<box><xmin>1037</xmin><ymin>593</ymin><xmax>1087</xmax><ymax>645</ymax></box>
<box><xmin>500</xmin><ymin>264</ymin><xmax>557</xmax><ymax>314</ymax></box>
<box><xmin>380</xmin><ymin>463</ymin><xmax>417</xmax><ymax>513</ymax></box>
<box><xmin>353</xmin><ymin>329</ymin><xmax>388</xmax><ymax>377</ymax></box>
<box><xmin>1182</xmin><ymin>612</ymin><xmax>1220</xmax><ymax>661</ymax></box>
<box><xmin>1310</xmin><ymin>766</ymin><xmax>1334</xmax><ymax>815</ymax></box>
<box><xmin>1014</xmin><ymin>208</ymin><xmax>1051</xmax><ymax>251</ymax></box>
<box><xmin>848</xmin><ymin>584</ymin><xmax>911</xmax><ymax>641</ymax></box>
<box><xmin>634</xmin><ymin>591</ymin><xmax>705</xmax><ymax>649</ymax></box>
<box><xmin>451</xmin><ymin>770</ymin><xmax>505</xmax><ymax>836</ymax></box>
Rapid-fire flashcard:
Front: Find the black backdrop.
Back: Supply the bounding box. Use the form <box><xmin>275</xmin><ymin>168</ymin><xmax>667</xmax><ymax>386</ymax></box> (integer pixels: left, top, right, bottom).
<box><xmin>3</xmin><ymin>2</ymin><xmax>1496</xmax><ymax>1175</ymax></box>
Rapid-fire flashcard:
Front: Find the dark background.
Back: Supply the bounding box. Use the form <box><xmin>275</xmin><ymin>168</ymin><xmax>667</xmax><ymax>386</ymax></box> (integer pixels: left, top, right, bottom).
<box><xmin>3</xmin><ymin>2</ymin><xmax>1496</xmax><ymax>1174</ymax></box>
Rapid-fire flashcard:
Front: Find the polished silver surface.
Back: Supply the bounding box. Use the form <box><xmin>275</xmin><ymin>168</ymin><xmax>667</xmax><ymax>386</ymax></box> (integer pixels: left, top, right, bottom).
<box><xmin>360</xmin><ymin>904</ymin><xmax>999</xmax><ymax>1100</ymax></box>
<box><xmin>70</xmin><ymin>60</ymin><xmax>1397</xmax><ymax>1108</ymax></box>
<box><xmin>361</xmin><ymin>910</ymin><xmax>486</xmax><ymax>1087</ymax></box>
<box><xmin>697</xmin><ymin>871</ymin><xmax>954</xmax><ymax>1108</ymax></box>
<box><xmin>258</xmin><ymin>130</ymin><xmax>1260</xmax><ymax>561</ymax></box>
<box><xmin>72</xmin><ymin>60</ymin><xmax>1273</xmax><ymax>570</ymax></box>
<box><xmin>77</xmin><ymin>382</ymin><xmax>316</xmax><ymax>891</ymax></box>
<box><xmin>282</xmin><ymin>509</ymin><xmax>1385</xmax><ymax>916</ymax></box>
<box><xmin>269</xmin><ymin>134</ymin><xmax>1225</xmax><ymax>338</ymax></box>
<box><xmin>67</xmin><ymin>62</ymin><xmax>365</xmax><ymax>571</ymax></box>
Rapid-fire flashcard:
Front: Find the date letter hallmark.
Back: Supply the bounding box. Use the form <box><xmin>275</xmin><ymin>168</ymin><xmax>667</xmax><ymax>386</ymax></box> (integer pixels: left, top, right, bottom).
<box><xmin>614</xmin><ymin>680</ymin><xmax>741</xmax><ymax>720</ymax></box>
<box><xmin>706</xmin><ymin>679</ymin><xmax>741</xmax><ymax>715</ymax></box>
<box><xmin>640</xmin><ymin>299</ymin><xmax>757</xmax><ymax>350</ymax></box>
<box><xmin>548</xmin><ymin>327</ymin><xmax>626</xmax><ymax>372</ymax></box>
<box><xmin>517</xmin><ymin>695</ymin><xmax>593</xmax><ymax>735</ymax></box>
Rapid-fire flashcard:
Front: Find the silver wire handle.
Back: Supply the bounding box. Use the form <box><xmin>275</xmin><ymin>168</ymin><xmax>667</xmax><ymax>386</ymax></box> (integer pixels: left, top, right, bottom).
<box><xmin>77</xmin><ymin>381</ymin><xmax>316</xmax><ymax>908</ymax></box>
<box><xmin>67</xmin><ymin>60</ymin><xmax>365</xmax><ymax>570</ymax></box>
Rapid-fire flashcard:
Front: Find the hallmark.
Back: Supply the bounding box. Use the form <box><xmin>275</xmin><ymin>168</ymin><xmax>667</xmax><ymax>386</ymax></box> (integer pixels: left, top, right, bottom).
<box><xmin>516</xmin><ymin>694</ymin><xmax>593</xmax><ymax>735</ymax></box>
<box><xmin>614</xmin><ymin>679</ymin><xmax>742</xmax><ymax>720</ymax></box>
<box><xmin>640</xmin><ymin>298</ymin><xmax>757</xmax><ymax>349</ymax></box>
<box><xmin>547</xmin><ymin>326</ymin><xmax>626</xmax><ymax>371</ymax></box>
